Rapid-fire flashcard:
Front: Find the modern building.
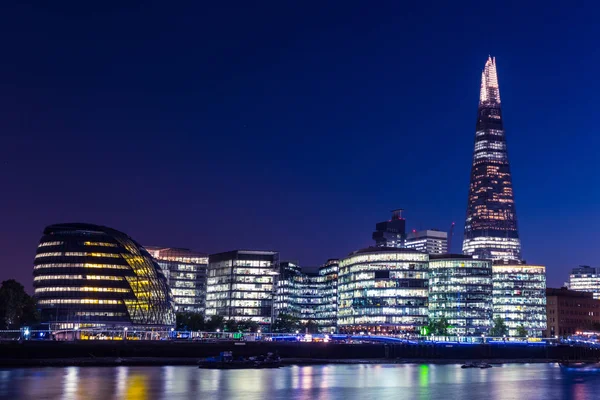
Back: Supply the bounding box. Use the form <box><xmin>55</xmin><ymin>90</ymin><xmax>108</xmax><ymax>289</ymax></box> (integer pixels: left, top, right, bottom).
<box><xmin>569</xmin><ymin>266</ymin><xmax>600</xmax><ymax>299</ymax></box>
<box><xmin>337</xmin><ymin>247</ymin><xmax>429</xmax><ymax>333</ymax></box>
<box><xmin>492</xmin><ymin>264</ymin><xmax>547</xmax><ymax>337</ymax></box>
<box><xmin>274</xmin><ymin>259</ymin><xmax>338</xmax><ymax>331</ymax></box>
<box><xmin>145</xmin><ymin>247</ymin><xmax>208</xmax><ymax>313</ymax></box>
<box><xmin>372</xmin><ymin>209</ymin><xmax>406</xmax><ymax>248</ymax></box>
<box><xmin>33</xmin><ymin>223</ymin><xmax>175</xmax><ymax>330</ymax></box>
<box><xmin>428</xmin><ymin>255</ymin><xmax>493</xmax><ymax>335</ymax></box>
<box><xmin>463</xmin><ymin>56</ymin><xmax>522</xmax><ymax>262</ymax></box>
<box><xmin>545</xmin><ymin>287</ymin><xmax>600</xmax><ymax>337</ymax></box>
<box><xmin>405</xmin><ymin>230</ymin><xmax>448</xmax><ymax>255</ymax></box>
<box><xmin>206</xmin><ymin>250</ymin><xmax>279</xmax><ymax>327</ymax></box>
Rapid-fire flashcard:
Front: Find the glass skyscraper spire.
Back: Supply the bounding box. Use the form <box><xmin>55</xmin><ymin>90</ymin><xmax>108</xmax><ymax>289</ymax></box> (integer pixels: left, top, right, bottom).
<box><xmin>463</xmin><ymin>57</ymin><xmax>521</xmax><ymax>262</ymax></box>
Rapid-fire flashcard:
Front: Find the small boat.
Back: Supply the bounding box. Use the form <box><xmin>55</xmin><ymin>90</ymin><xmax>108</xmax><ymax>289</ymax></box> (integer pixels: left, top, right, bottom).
<box><xmin>461</xmin><ymin>363</ymin><xmax>477</xmax><ymax>369</ymax></box>
<box><xmin>198</xmin><ymin>351</ymin><xmax>281</xmax><ymax>369</ymax></box>
<box><xmin>559</xmin><ymin>361</ymin><xmax>600</xmax><ymax>372</ymax></box>
<box><xmin>477</xmin><ymin>362</ymin><xmax>492</xmax><ymax>369</ymax></box>
<box><xmin>461</xmin><ymin>362</ymin><xmax>492</xmax><ymax>369</ymax></box>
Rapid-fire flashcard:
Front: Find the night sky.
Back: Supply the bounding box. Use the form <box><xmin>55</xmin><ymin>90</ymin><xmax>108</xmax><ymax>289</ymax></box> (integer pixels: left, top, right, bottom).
<box><xmin>1</xmin><ymin>2</ymin><xmax>598</xmax><ymax>291</ymax></box>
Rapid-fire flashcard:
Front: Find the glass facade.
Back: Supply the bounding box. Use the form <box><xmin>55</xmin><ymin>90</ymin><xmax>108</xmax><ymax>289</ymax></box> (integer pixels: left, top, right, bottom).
<box><xmin>428</xmin><ymin>255</ymin><xmax>493</xmax><ymax>335</ymax></box>
<box><xmin>145</xmin><ymin>247</ymin><xmax>208</xmax><ymax>313</ymax></box>
<box><xmin>569</xmin><ymin>266</ymin><xmax>600</xmax><ymax>299</ymax></box>
<box><xmin>33</xmin><ymin>223</ymin><xmax>175</xmax><ymax>330</ymax></box>
<box><xmin>274</xmin><ymin>259</ymin><xmax>338</xmax><ymax>331</ymax></box>
<box><xmin>206</xmin><ymin>250</ymin><xmax>279</xmax><ymax>326</ymax></box>
<box><xmin>492</xmin><ymin>264</ymin><xmax>547</xmax><ymax>337</ymax></box>
<box><xmin>372</xmin><ymin>209</ymin><xmax>406</xmax><ymax>248</ymax></box>
<box><xmin>338</xmin><ymin>248</ymin><xmax>429</xmax><ymax>333</ymax></box>
<box><xmin>405</xmin><ymin>230</ymin><xmax>448</xmax><ymax>255</ymax></box>
<box><xmin>463</xmin><ymin>56</ymin><xmax>522</xmax><ymax>262</ymax></box>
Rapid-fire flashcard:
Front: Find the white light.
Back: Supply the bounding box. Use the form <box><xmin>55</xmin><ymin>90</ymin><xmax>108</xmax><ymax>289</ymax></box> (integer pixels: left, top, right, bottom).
<box><xmin>124</xmin><ymin>327</ymin><xmax>128</xmax><ymax>331</ymax></box>
<box><xmin>257</xmin><ymin>330</ymin><xmax>261</xmax><ymax>334</ymax></box>
<box><xmin>216</xmin><ymin>329</ymin><xmax>220</xmax><ymax>333</ymax></box>
<box><xmin>295</xmin><ymin>330</ymin><xmax>299</xmax><ymax>334</ymax></box>
<box><xmin>171</xmin><ymin>328</ymin><xmax>174</xmax><ymax>332</ymax></box>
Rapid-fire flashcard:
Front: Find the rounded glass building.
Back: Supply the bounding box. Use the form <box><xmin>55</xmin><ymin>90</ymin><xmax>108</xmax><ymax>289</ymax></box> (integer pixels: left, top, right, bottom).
<box><xmin>337</xmin><ymin>247</ymin><xmax>429</xmax><ymax>333</ymax></box>
<box><xmin>33</xmin><ymin>223</ymin><xmax>175</xmax><ymax>330</ymax></box>
<box><xmin>428</xmin><ymin>255</ymin><xmax>493</xmax><ymax>335</ymax></box>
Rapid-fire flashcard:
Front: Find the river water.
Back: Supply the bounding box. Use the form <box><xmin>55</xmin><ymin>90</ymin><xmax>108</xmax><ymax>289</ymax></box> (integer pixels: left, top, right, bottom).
<box><xmin>0</xmin><ymin>363</ymin><xmax>598</xmax><ymax>400</ymax></box>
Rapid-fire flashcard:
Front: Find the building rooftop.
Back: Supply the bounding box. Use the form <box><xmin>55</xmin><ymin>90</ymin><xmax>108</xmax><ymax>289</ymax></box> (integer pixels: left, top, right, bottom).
<box><xmin>546</xmin><ymin>287</ymin><xmax>594</xmax><ymax>298</ymax></box>
<box><xmin>349</xmin><ymin>246</ymin><xmax>426</xmax><ymax>256</ymax></box>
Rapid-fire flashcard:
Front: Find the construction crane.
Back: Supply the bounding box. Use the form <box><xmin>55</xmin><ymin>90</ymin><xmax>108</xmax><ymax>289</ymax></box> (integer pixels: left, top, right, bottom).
<box><xmin>447</xmin><ymin>222</ymin><xmax>456</xmax><ymax>253</ymax></box>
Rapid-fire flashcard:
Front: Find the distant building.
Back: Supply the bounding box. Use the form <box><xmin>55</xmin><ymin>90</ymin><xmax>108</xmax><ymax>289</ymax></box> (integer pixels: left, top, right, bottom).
<box><xmin>428</xmin><ymin>255</ymin><xmax>493</xmax><ymax>335</ymax></box>
<box><xmin>372</xmin><ymin>209</ymin><xmax>406</xmax><ymax>248</ymax></box>
<box><xmin>545</xmin><ymin>287</ymin><xmax>600</xmax><ymax>337</ymax></box>
<box><xmin>33</xmin><ymin>223</ymin><xmax>175</xmax><ymax>330</ymax></box>
<box><xmin>569</xmin><ymin>266</ymin><xmax>600</xmax><ymax>299</ymax></box>
<box><xmin>492</xmin><ymin>264</ymin><xmax>547</xmax><ymax>337</ymax></box>
<box><xmin>145</xmin><ymin>247</ymin><xmax>208</xmax><ymax>313</ymax></box>
<box><xmin>405</xmin><ymin>230</ymin><xmax>448</xmax><ymax>254</ymax></box>
<box><xmin>274</xmin><ymin>259</ymin><xmax>338</xmax><ymax>331</ymax></box>
<box><xmin>206</xmin><ymin>250</ymin><xmax>279</xmax><ymax>327</ymax></box>
<box><xmin>337</xmin><ymin>247</ymin><xmax>429</xmax><ymax>333</ymax></box>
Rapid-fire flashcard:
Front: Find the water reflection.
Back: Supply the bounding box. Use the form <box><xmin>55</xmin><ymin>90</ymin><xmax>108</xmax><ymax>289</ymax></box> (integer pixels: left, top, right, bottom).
<box><xmin>1</xmin><ymin>364</ymin><xmax>600</xmax><ymax>399</ymax></box>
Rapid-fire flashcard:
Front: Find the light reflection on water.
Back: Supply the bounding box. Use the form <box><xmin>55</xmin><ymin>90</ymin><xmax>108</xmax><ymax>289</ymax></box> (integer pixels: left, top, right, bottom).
<box><xmin>0</xmin><ymin>364</ymin><xmax>599</xmax><ymax>400</ymax></box>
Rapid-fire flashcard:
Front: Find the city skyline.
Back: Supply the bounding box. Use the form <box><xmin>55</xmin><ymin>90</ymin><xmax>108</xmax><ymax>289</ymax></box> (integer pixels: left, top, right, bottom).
<box><xmin>1</xmin><ymin>3</ymin><xmax>599</xmax><ymax>291</ymax></box>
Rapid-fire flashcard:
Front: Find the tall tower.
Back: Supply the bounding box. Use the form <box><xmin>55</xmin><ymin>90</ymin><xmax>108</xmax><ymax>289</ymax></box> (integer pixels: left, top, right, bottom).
<box><xmin>462</xmin><ymin>57</ymin><xmax>521</xmax><ymax>262</ymax></box>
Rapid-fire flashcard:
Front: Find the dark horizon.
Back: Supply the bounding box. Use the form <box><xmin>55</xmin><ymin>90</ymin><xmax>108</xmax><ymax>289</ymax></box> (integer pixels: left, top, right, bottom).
<box><xmin>2</xmin><ymin>2</ymin><xmax>599</xmax><ymax>292</ymax></box>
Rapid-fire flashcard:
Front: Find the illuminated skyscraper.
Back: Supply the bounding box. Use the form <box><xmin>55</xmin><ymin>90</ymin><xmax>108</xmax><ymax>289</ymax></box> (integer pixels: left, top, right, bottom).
<box><xmin>463</xmin><ymin>57</ymin><xmax>521</xmax><ymax>262</ymax></box>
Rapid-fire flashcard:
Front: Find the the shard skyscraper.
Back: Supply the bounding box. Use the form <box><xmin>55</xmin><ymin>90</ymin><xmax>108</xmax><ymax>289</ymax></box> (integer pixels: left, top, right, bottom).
<box><xmin>462</xmin><ymin>56</ymin><xmax>521</xmax><ymax>262</ymax></box>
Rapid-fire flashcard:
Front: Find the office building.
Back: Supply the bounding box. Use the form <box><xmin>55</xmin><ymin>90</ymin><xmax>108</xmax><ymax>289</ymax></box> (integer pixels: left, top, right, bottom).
<box><xmin>545</xmin><ymin>287</ymin><xmax>600</xmax><ymax>337</ymax></box>
<box><xmin>569</xmin><ymin>266</ymin><xmax>600</xmax><ymax>299</ymax></box>
<box><xmin>428</xmin><ymin>255</ymin><xmax>493</xmax><ymax>335</ymax></box>
<box><xmin>463</xmin><ymin>56</ymin><xmax>522</xmax><ymax>262</ymax></box>
<box><xmin>33</xmin><ymin>223</ymin><xmax>175</xmax><ymax>330</ymax></box>
<box><xmin>274</xmin><ymin>259</ymin><xmax>338</xmax><ymax>331</ymax></box>
<box><xmin>206</xmin><ymin>250</ymin><xmax>279</xmax><ymax>327</ymax></box>
<box><xmin>492</xmin><ymin>264</ymin><xmax>547</xmax><ymax>336</ymax></box>
<box><xmin>145</xmin><ymin>247</ymin><xmax>208</xmax><ymax>313</ymax></box>
<box><xmin>405</xmin><ymin>230</ymin><xmax>448</xmax><ymax>254</ymax></box>
<box><xmin>338</xmin><ymin>247</ymin><xmax>429</xmax><ymax>333</ymax></box>
<box><xmin>372</xmin><ymin>209</ymin><xmax>406</xmax><ymax>248</ymax></box>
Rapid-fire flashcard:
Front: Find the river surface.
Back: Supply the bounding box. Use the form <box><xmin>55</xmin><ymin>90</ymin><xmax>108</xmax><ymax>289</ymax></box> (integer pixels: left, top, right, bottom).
<box><xmin>0</xmin><ymin>363</ymin><xmax>599</xmax><ymax>400</ymax></box>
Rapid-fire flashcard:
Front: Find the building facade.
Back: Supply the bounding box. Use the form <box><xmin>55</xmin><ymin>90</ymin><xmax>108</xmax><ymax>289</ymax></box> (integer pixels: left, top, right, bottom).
<box><xmin>274</xmin><ymin>260</ymin><xmax>338</xmax><ymax>331</ymax></box>
<box><xmin>338</xmin><ymin>247</ymin><xmax>429</xmax><ymax>333</ymax></box>
<box><xmin>463</xmin><ymin>56</ymin><xmax>522</xmax><ymax>262</ymax></box>
<box><xmin>372</xmin><ymin>209</ymin><xmax>406</xmax><ymax>248</ymax></box>
<box><xmin>206</xmin><ymin>250</ymin><xmax>279</xmax><ymax>327</ymax></box>
<box><xmin>405</xmin><ymin>230</ymin><xmax>448</xmax><ymax>255</ymax></box>
<box><xmin>569</xmin><ymin>266</ymin><xmax>600</xmax><ymax>299</ymax></box>
<box><xmin>145</xmin><ymin>247</ymin><xmax>208</xmax><ymax>313</ymax></box>
<box><xmin>33</xmin><ymin>223</ymin><xmax>175</xmax><ymax>330</ymax></box>
<box><xmin>428</xmin><ymin>255</ymin><xmax>493</xmax><ymax>335</ymax></box>
<box><xmin>546</xmin><ymin>287</ymin><xmax>600</xmax><ymax>337</ymax></box>
<box><xmin>492</xmin><ymin>264</ymin><xmax>547</xmax><ymax>336</ymax></box>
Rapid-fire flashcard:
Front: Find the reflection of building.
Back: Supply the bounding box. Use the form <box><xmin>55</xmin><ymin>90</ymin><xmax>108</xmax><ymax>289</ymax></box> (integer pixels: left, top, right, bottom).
<box><xmin>145</xmin><ymin>247</ymin><xmax>208</xmax><ymax>313</ymax></box>
<box><xmin>545</xmin><ymin>287</ymin><xmax>600</xmax><ymax>337</ymax></box>
<box><xmin>569</xmin><ymin>266</ymin><xmax>600</xmax><ymax>299</ymax></box>
<box><xmin>274</xmin><ymin>259</ymin><xmax>338</xmax><ymax>331</ymax></box>
<box><xmin>463</xmin><ymin>57</ymin><xmax>522</xmax><ymax>262</ymax></box>
<box><xmin>428</xmin><ymin>255</ymin><xmax>493</xmax><ymax>335</ymax></box>
<box><xmin>338</xmin><ymin>247</ymin><xmax>429</xmax><ymax>332</ymax></box>
<box><xmin>492</xmin><ymin>264</ymin><xmax>546</xmax><ymax>336</ymax></box>
<box><xmin>206</xmin><ymin>250</ymin><xmax>279</xmax><ymax>326</ymax></box>
<box><xmin>33</xmin><ymin>223</ymin><xmax>175</xmax><ymax>330</ymax></box>
<box><xmin>372</xmin><ymin>209</ymin><xmax>406</xmax><ymax>248</ymax></box>
<box><xmin>405</xmin><ymin>230</ymin><xmax>448</xmax><ymax>254</ymax></box>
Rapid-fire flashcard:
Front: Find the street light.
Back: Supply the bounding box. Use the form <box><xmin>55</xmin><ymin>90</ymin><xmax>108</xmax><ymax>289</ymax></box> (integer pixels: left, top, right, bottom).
<box><xmin>257</xmin><ymin>329</ymin><xmax>261</xmax><ymax>334</ymax></box>
<box><xmin>295</xmin><ymin>330</ymin><xmax>299</xmax><ymax>334</ymax></box>
<box><xmin>217</xmin><ymin>329</ymin><xmax>220</xmax><ymax>333</ymax></box>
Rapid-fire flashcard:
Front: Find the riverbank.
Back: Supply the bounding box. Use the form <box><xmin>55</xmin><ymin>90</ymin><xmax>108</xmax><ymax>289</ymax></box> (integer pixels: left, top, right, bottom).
<box><xmin>0</xmin><ymin>357</ymin><xmax>569</xmax><ymax>368</ymax></box>
<box><xmin>1</xmin><ymin>340</ymin><xmax>598</xmax><ymax>367</ymax></box>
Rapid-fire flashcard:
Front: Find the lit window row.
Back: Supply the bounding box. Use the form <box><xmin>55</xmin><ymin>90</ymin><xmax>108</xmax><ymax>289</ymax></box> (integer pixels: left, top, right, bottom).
<box><xmin>34</xmin><ymin>263</ymin><xmax>129</xmax><ymax>270</ymax></box>
<box><xmin>34</xmin><ymin>275</ymin><xmax>124</xmax><ymax>281</ymax></box>
<box><xmin>82</xmin><ymin>241</ymin><xmax>118</xmax><ymax>247</ymax></box>
<box><xmin>35</xmin><ymin>286</ymin><xmax>131</xmax><ymax>293</ymax></box>
<box><xmin>35</xmin><ymin>252</ymin><xmax>122</xmax><ymax>259</ymax></box>
<box><xmin>38</xmin><ymin>241</ymin><xmax>63</xmax><ymax>247</ymax></box>
<box><xmin>37</xmin><ymin>299</ymin><xmax>122</xmax><ymax>305</ymax></box>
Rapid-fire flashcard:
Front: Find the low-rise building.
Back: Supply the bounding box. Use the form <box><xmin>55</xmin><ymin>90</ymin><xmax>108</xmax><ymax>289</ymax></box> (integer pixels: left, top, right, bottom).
<box><xmin>337</xmin><ymin>247</ymin><xmax>429</xmax><ymax>333</ymax></box>
<box><xmin>405</xmin><ymin>230</ymin><xmax>448</xmax><ymax>255</ymax></box>
<box><xmin>545</xmin><ymin>287</ymin><xmax>600</xmax><ymax>337</ymax></box>
<box><xmin>428</xmin><ymin>254</ymin><xmax>493</xmax><ymax>335</ymax></box>
<box><xmin>569</xmin><ymin>266</ymin><xmax>600</xmax><ymax>300</ymax></box>
<box><xmin>492</xmin><ymin>264</ymin><xmax>547</xmax><ymax>337</ymax></box>
<box><xmin>206</xmin><ymin>250</ymin><xmax>279</xmax><ymax>327</ymax></box>
<box><xmin>145</xmin><ymin>247</ymin><xmax>208</xmax><ymax>313</ymax></box>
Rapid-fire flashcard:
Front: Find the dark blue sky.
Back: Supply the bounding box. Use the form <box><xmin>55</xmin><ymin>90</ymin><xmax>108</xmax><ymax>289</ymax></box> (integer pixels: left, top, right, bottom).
<box><xmin>1</xmin><ymin>1</ymin><xmax>598</xmax><ymax>291</ymax></box>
